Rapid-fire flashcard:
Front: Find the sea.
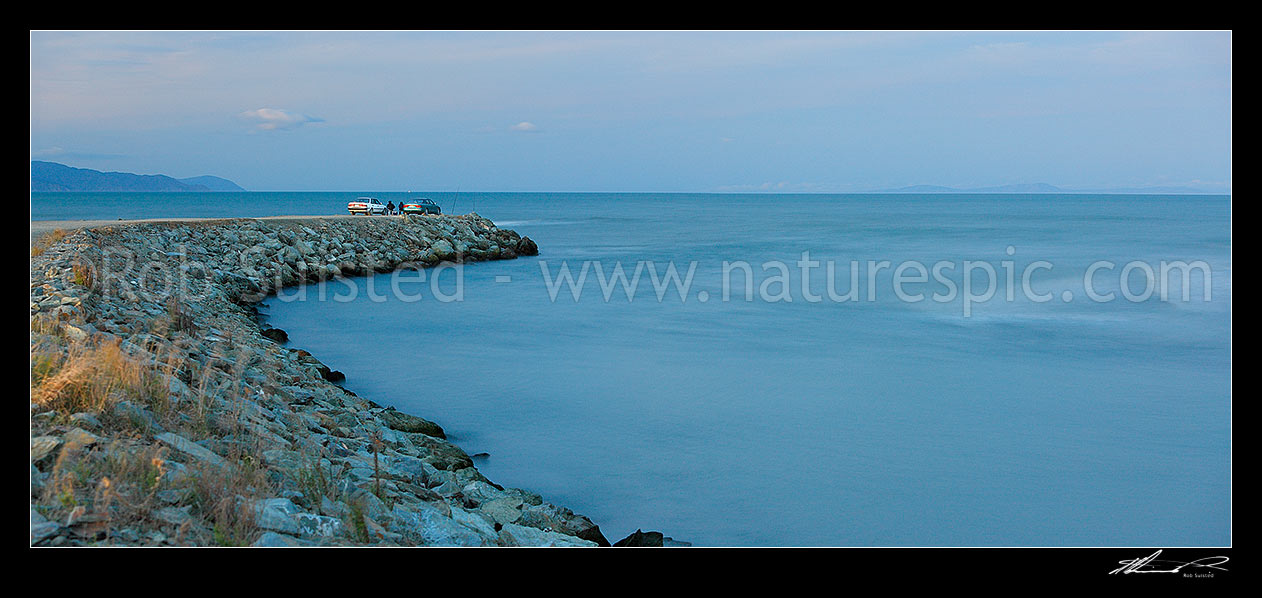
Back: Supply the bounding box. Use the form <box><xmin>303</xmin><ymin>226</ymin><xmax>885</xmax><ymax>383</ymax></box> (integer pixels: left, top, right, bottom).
<box><xmin>31</xmin><ymin>191</ymin><xmax>1232</xmax><ymax>546</ymax></box>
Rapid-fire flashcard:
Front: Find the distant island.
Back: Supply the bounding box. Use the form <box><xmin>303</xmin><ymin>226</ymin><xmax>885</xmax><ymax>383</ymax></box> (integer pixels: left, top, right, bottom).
<box><xmin>31</xmin><ymin>161</ymin><xmax>245</xmax><ymax>192</ymax></box>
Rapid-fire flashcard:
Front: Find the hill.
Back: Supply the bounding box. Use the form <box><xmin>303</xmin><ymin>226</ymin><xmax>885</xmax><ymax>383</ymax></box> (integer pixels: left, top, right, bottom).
<box><xmin>178</xmin><ymin>175</ymin><xmax>246</xmax><ymax>192</ymax></box>
<box><xmin>31</xmin><ymin>161</ymin><xmax>244</xmax><ymax>192</ymax></box>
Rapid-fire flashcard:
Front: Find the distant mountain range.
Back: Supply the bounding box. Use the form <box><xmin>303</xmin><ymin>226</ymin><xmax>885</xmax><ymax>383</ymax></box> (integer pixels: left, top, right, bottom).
<box><xmin>872</xmin><ymin>182</ymin><xmax>1227</xmax><ymax>194</ymax></box>
<box><xmin>31</xmin><ymin>161</ymin><xmax>245</xmax><ymax>192</ymax></box>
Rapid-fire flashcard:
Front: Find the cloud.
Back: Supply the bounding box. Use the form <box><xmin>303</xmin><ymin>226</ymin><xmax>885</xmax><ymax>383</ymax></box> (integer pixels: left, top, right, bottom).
<box><xmin>241</xmin><ymin>108</ymin><xmax>324</xmax><ymax>131</ymax></box>
<box><xmin>30</xmin><ymin>146</ymin><xmax>125</xmax><ymax>160</ymax></box>
<box><xmin>509</xmin><ymin>121</ymin><xmax>539</xmax><ymax>132</ymax></box>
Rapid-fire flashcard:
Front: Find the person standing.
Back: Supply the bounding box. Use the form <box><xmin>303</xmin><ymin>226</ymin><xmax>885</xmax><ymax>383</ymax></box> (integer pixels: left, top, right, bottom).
<box><xmin>386</xmin><ymin>200</ymin><xmax>395</xmax><ymax>215</ymax></box>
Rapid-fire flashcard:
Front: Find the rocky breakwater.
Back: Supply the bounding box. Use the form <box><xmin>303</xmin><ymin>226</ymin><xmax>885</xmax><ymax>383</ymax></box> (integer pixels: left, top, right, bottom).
<box><xmin>30</xmin><ymin>214</ymin><xmax>613</xmax><ymax>547</ymax></box>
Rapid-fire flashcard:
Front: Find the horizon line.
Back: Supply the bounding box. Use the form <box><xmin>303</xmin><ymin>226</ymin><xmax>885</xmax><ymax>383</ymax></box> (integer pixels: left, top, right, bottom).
<box><xmin>30</xmin><ymin>188</ymin><xmax>1233</xmax><ymax>195</ymax></box>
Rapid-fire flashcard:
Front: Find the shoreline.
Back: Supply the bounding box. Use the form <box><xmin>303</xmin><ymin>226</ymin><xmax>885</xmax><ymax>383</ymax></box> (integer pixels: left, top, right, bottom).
<box><xmin>29</xmin><ymin>214</ymin><xmax>659</xmax><ymax>546</ymax></box>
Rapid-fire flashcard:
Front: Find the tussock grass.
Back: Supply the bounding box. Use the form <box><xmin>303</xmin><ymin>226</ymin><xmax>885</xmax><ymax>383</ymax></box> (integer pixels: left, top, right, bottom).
<box><xmin>31</xmin><ymin>228</ymin><xmax>67</xmax><ymax>256</ymax></box>
<box><xmin>31</xmin><ymin>338</ymin><xmax>160</xmax><ymax>415</ymax></box>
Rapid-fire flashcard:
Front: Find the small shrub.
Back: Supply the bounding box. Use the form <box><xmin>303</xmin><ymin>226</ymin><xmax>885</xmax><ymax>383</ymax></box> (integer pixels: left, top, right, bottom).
<box><xmin>73</xmin><ymin>261</ymin><xmax>96</xmax><ymax>290</ymax></box>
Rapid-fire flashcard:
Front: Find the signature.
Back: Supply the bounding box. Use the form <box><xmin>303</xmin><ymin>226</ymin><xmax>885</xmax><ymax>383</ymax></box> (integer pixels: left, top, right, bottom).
<box><xmin>1109</xmin><ymin>550</ymin><xmax>1229</xmax><ymax>575</ymax></box>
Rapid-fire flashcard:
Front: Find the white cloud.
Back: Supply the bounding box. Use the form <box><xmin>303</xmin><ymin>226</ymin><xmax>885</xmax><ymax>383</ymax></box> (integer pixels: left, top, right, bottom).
<box><xmin>242</xmin><ymin>108</ymin><xmax>323</xmax><ymax>131</ymax></box>
<box><xmin>30</xmin><ymin>146</ymin><xmax>125</xmax><ymax>160</ymax></box>
<box><xmin>509</xmin><ymin>121</ymin><xmax>539</xmax><ymax>132</ymax></box>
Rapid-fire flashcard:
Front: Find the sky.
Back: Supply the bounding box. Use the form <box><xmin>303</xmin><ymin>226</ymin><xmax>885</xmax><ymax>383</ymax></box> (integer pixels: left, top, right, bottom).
<box><xmin>29</xmin><ymin>31</ymin><xmax>1232</xmax><ymax>192</ymax></box>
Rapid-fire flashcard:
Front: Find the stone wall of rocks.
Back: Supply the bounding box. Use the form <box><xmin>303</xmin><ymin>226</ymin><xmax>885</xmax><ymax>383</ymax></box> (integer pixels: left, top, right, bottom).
<box><xmin>30</xmin><ymin>214</ymin><xmax>617</xmax><ymax>546</ymax></box>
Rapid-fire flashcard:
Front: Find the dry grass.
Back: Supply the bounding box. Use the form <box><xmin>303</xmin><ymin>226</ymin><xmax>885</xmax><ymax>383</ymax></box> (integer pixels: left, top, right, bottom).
<box><xmin>29</xmin><ymin>279</ymin><xmax>286</xmax><ymax>545</ymax></box>
<box><xmin>30</xmin><ymin>327</ymin><xmax>279</xmax><ymax>545</ymax></box>
<box><xmin>101</xmin><ymin>442</ymin><xmax>168</xmax><ymax>500</ymax></box>
<box><xmin>37</xmin><ymin>436</ymin><xmax>123</xmax><ymax>539</ymax></box>
<box><xmin>31</xmin><ymin>337</ymin><xmax>160</xmax><ymax>415</ymax></box>
<box><xmin>31</xmin><ymin>228</ymin><xmax>67</xmax><ymax>256</ymax></box>
<box><xmin>186</xmin><ymin>446</ymin><xmax>272</xmax><ymax>546</ymax></box>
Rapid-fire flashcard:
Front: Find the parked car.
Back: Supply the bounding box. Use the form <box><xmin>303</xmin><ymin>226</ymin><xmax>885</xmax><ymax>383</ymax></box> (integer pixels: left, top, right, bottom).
<box><xmin>400</xmin><ymin>198</ymin><xmax>442</xmax><ymax>215</ymax></box>
<box><xmin>347</xmin><ymin>197</ymin><xmax>387</xmax><ymax>215</ymax></box>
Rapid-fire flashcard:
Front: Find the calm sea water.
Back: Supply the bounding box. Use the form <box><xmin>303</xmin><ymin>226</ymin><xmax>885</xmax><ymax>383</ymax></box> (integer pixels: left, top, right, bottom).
<box><xmin>33</xmin><ymin>192</ymin><xmax>1232</xmax><ymax>546</ymax></box>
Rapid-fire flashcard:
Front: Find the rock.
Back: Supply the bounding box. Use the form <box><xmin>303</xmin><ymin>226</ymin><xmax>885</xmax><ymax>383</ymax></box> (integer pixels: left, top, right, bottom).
<box><xmin>613</xmin><ymin>529</ymin><xmax>665</xmax><ymax>547</ymax></box>
<box><xmin>61</xmin><ymin>323</ymin><xmax>93</xmax><ymax>341</ymax></box>
<box><xmin>415</xmin><ymin>437</ymin><xmax>473</xmax><ymax>471</ymax></box>
<box><xmin>153</xmin><ymin>506</ymin><xmax>193</xmax><ymax>526</ymax></box>
<box><xmin>516</xmin><ymin>236</ymin><xmax>539</xmax><ymax>256</ymax></box>
<box><xmin>517</xmin><ymin>502</ymin><xmax>610</xmax><ymax>546</ymax></box>
<box><xmin>261</xmin><ymin>328</ymin><xmax>289</xmax><ymax>343</ymax></box>
<box><xmin>31</xmin><ymin>436</ymin><xmax>61</xmax><ymax>463</ymax></box>
<box><xmin>345</xmin><ymin>488</ymin><xmax>392</xmax><ymax>522</ymax></box>
<box><xmin>261</xmin><ymin>449</ymin><xmax>304</xmax><ymax>472</ymax></box>
<box><xmin>295</xmin><ymin>351</ymin><xmax>345</xmax><ymax>383</ymax></box>
<box><xmin>575</xmin><ymin>524</ymin><xmax>613</xmax><ymax>547</ymax></box>
<box><xmin>31</xmin><ymin>520</ymin><xmax>61</xmax><ymax>543</ymax></box>
<box><xmin>430</xmin><ymin>240</ymin><xmax>456</xmax><ymax>261</ymax></box>
<box><xmin>161</xmin><ymin>460</ymin><xmax>190</xmax><ymax>484</ymax></box>
<box><xmin>480</xmin><ymin>497</ymin><xmax>524</xmax><ymax>525</ymax></box>
<box><xmin>500</xmin><ymin>487</ymin><xmax>543</xmax><ymax>507</ymax></box>
<box><xmin>252</xmin><ymin>531</ymin><xmax>313</xmax><ymax>547</ymax></box>
<box><xmin>389</xmin><ymin>503</ymin><xmax>494</xmax><ymax>546</ymax></box>
<box><xmin>167</xmin><ymin>376</ymin><xmax>191</xmax><ymax>398</ymax></box>
<box><xmin>384</xmin><ymin>453</ymin><xmax>440</xmax><ymax>484</ymax></box>
<box><xmin>433</xmin><ymin>480</ymin><xmax>463</xmax><ymax>496</ymax></box>
<box><xmin>320</xmin><ymin>496</ymin><xmax>351</xmax><ymax>518</ymax></box>
<box><xmin>63</xmin><ymin>428</ymin><xmax>99</xmax><ymax>449</ymax></box>
<box><xmin>154</xmin><ymin>432</ymin><xmax>228</xmax><ymax>467</ymax></box>
<box><xmin>253</xmin><ymin>498</ymin><xmax>344</xmax><ymax>538</ymax></box>
<box><xmin>498</xmin><ymin>523</ymin><xmax>597</xmax><ymax>547</ymax></box>
<box><xmin>452</xmin><ymin>466</ymin><xmax>496</xmax><ymax>486</ymax></box>
<box><xmin>68</xmin><ymin>412</ymin><xmax>102</xmax><ymax>430</ymax></box>
<box><xmin>156</xmin><ymin>488</ymin><xmax>193</xmax><ymax>504</ymax></box>
<box><xmin>450</xmin><ymin>507</ymin><xmax>499</xmax><ymax>539</ymax></box>
<box><xmin>31</xmin><ymin>509</ymin><xmax>60</xmax><ymax>544</ymax></box>
<box><xmin>111</xmin><ymin>401</ymin><xmax>162</xmax><ymax>432</ymax></box>
<box><xmin>378</xmin><ymin>408</ymin><xmax>445</xmax><ymax>438</ymax></box>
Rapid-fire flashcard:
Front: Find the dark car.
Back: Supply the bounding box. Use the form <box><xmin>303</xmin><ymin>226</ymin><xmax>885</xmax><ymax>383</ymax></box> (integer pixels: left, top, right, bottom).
<box><xmin>401</xmin><ymin>198</ymin><xmax>441</xmax><ymax>215</ymax></box>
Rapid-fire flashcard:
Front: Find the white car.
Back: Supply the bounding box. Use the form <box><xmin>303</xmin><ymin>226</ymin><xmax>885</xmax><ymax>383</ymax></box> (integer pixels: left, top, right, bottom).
<box><xmin>348</xmin><ymin>197</ymin><xmax>388</xmax><ymax>215</ymax></box>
